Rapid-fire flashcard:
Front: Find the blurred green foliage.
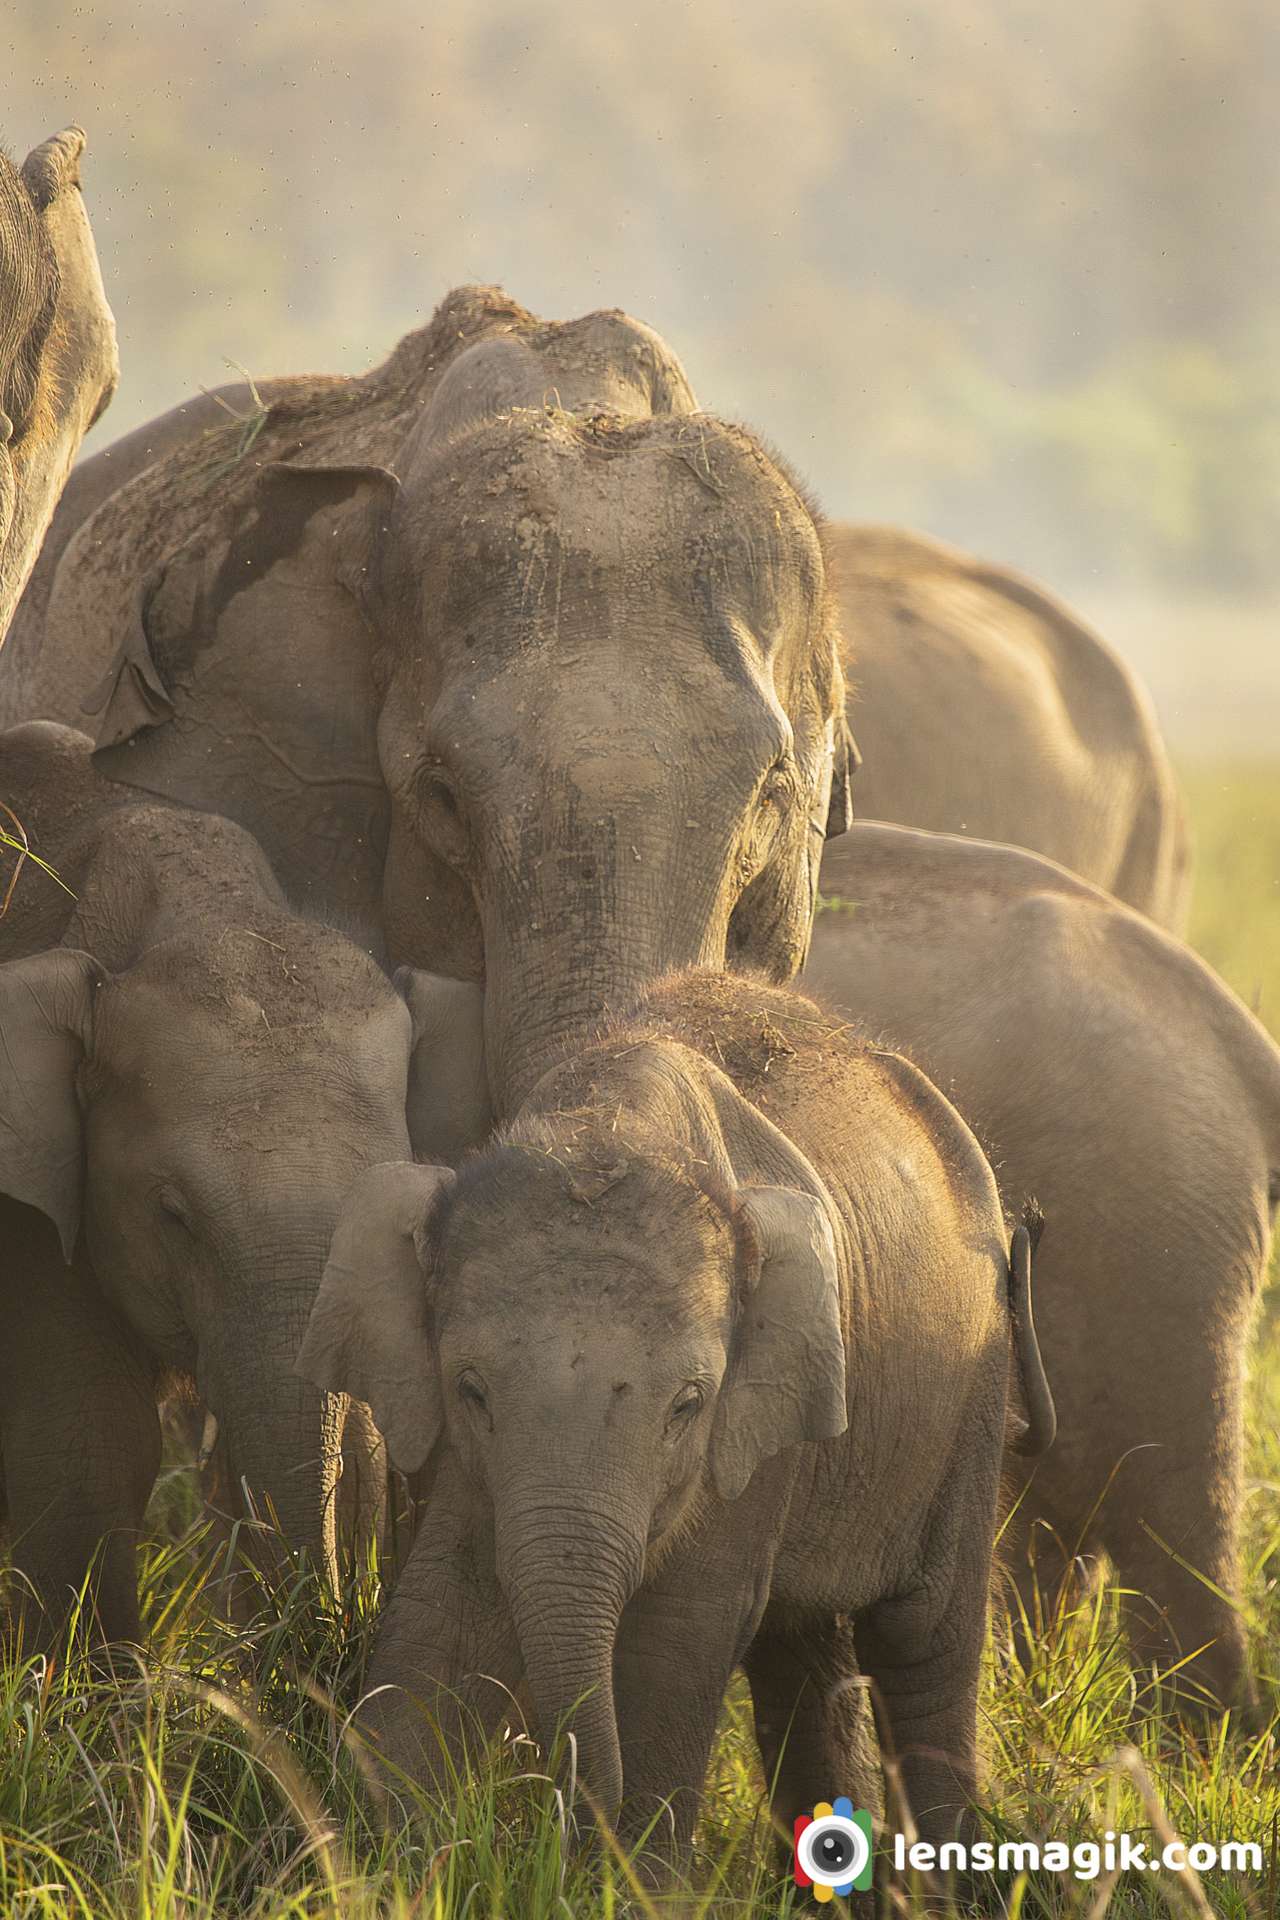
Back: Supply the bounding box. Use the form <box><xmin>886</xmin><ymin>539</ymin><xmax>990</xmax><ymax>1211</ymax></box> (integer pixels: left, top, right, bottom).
<box><xmin>8</xmin><ymin>0</ymin><xmax>1278</xmax><ymax>593</ymax></box>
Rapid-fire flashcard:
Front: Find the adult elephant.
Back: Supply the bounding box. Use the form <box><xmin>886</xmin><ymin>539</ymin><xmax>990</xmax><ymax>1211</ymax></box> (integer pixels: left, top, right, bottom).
<box><xmin>0</xmin><ymin>284</ymin><xmax>695</xmax><ymax>729</ymax></box>
<box><xmin>0</xmin><ymin>125</ymin><xmax>117</xmax><ymax>643</ymax></box>
<box><xmin>830</xmin><ymin>525</ymin><xmax>1190</xmax><ymax>928</ymax></box>
<box><xmin>4</xmin><ymin>288</ymin><xmax>852</xmax><ymax>1109</ymax></box>
<box><xmin>803</xmin><ymin>821</ymin><xmax>1277</xmax><ymax>1716</ymax></box>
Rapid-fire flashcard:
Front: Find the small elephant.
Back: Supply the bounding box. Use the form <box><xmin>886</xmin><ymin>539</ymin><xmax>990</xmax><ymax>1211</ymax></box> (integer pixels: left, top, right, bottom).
<box><xmin>0</xmin><ymin>723</ymin><xmax>486</xmax><ymax>1645</ymax></box>
<box><xmin>831</xmin><ymin>525</ymin><xmax>1191</xmax><ymax>929</ymax></box>
<box><xmin>0</xmin><ymin>126</ymin><xmax>117</xmax><ymax>644</ymax></box>
<box><xmin>300</xmin><ymin>967</ymin><xmax>1053</xmax><ymax>1864</ymax></box>
<box><xmin>804</xmin><ymin>820</ymin><xmax>1279</xmax><ymax>1717</ymax></box>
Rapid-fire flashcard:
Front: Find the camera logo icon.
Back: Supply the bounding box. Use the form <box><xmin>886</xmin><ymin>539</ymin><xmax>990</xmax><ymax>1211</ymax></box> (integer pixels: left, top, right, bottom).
<box><xmin>794</xmin><ymin>1797</ymin><xmax>873</xmax><ymax>1900</ymax></box>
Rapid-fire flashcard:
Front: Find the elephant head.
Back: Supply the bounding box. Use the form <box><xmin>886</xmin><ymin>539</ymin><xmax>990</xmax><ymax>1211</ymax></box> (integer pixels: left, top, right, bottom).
<box><xmin>85</xmin><ymin>296</ymin><xmax>853</xmax><ymax>1106</ymax></box>
<box><xmin>85</xmin><ymin>290</ymin><xmax>698</xmax><ymax>927</ymax></box>
<box><xmin>0</xmin><ymin>821</ymin><xmax>484</xmax><ymax>1576</ymax></box>
<box><xmin>368</xmin><ymin>409</ymin><xmax>851</xmax><ymax>1104</ymax></box>
<box><xmin>0</xmin><ymin>127</ymin><xmax>117</xmax><ymax>641</ymax></box>
<box><xmin>300</xmin><ymin>1124</ymin><xmax>847</xmax><ymax>1818</ymax></box>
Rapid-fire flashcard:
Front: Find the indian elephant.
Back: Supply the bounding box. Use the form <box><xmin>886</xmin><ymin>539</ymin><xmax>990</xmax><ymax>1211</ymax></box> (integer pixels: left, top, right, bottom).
<box><xmin>5</xmin><ymin>316</ymin><xmax>1188</xmax><ymax>937</ymax></box>
<box><xmin>0</xmin><ymin>722</ymin><xmax>484</xmax><ymax>1644</ymax></box>
<box><xmin>0</xmin><ymin>284</ymin><xmax>696</xmax><ymax>726</ymax></box>
<box><xmin>0</xmin><ymin>288</ymin><xmax>853</xmax><ymax>1109</ymax></box>
<box><xmin>802</xmin><ymin>821</ymin><xmax>1278</xmax><ymax>1717</ymax></box>
<box><xmin>0</xmin><ymin>126</ymin><xmax>117</xmax><ymax>645</ymax></box>
<box><xmin>831</xmin><ymin>526</ymin><xmax>1191</xmax><ymax>928</ymax></box>
<box><xmin>299</xmin><ymin>968</ymin><xmax>1054</xmax><ymax>1871</ymax></box>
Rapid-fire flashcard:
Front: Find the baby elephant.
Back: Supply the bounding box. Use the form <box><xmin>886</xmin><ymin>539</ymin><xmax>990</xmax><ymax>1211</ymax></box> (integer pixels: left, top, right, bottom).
<box><xmin>0</xmin><ymin>723</ymin><xmax>486</xmax><ymax>1646</ymax></box>
<box><xmin>300</xmin><ymin>968</ymin><xmax>1053</xmax><ymax>1862</ymax></box>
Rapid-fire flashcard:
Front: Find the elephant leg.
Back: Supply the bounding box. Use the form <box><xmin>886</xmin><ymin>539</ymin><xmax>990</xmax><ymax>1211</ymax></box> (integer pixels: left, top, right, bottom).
<box><xmin>855</xmin><ymin>1493</ymin><xmax>991</xmax><ymax>1865</ymax></box>
<box><xmin>743</xmin><ymin>1618</ymin><xmax>882</xmax><ymax>1920</ymax></box>
<box><xmin>361</xmin><ymin>1450</ymin><xmax>523</xmax><ymax>1797</ymax></box>
<box><xmin>611</xmin><ymin>1464</ymin><xmax>793</xmax><ymax>1863</ymax></box>
<box><xmin>0</xmin><ymin>1221</ymin><xmax>159</xmax><ymax>1650</ymax></box>
<box><xmin>743</xmin><ymin>1615</ymin><xmax>882</xmax><ymax>1838</ymax></box>
<box><xmin>1104</xmin><ymin>1461</ymin><xmax>1255</xmax><ymax>1727</ymax></box>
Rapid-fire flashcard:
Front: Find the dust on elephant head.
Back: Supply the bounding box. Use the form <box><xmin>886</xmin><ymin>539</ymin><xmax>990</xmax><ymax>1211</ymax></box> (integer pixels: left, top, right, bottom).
<box><xmin>370</xmin><ymin>408</ymin><xmax>851</xmax><ymax>1099</ymax></box>
<box><xmin>0</xmin><ymin>126</ymin><xmax>118</xmax><ymax>640</ymax></box>
<box><xmin>69</xmin><ymin>287</ymin><xmax>852</xmax><ymax>1107</ymax></box>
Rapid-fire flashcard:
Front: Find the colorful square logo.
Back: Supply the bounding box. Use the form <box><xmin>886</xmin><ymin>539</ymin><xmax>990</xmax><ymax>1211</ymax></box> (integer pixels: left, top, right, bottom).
<box><xmin>793</xmin><ymin>1798</ymin><xmax>873</xmax><ymax>1899</ymax></box>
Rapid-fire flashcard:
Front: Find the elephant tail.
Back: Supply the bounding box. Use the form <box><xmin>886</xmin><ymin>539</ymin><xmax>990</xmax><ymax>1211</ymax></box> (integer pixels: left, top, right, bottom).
<box><xmin>1005</xmin><ymin>1203</ymin><xmax>1056</xmax><ymax>1458</ymax></box>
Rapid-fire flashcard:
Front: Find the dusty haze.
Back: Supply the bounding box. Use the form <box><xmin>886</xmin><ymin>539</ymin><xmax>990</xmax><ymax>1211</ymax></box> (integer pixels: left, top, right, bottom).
<box><xmin>10</xmin><ymin>0</ymin><xmax>1277</xmax><ymax>747</ymax></box>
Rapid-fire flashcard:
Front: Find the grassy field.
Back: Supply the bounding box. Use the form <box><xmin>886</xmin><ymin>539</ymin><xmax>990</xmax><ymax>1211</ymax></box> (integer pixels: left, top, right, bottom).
<box><xmin>3</xmin><ymin>765</ymin><xmax>1280</xmax><ymax>1919</ymax></box>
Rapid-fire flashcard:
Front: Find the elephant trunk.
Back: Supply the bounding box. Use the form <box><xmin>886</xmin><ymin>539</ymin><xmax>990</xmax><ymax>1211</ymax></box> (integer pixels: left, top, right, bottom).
<box><xmin>203</xmin><ymin>1299</ymin><xmax>347</xmax><ymax>1590</ymax></box>
<box><xmin>496</xmin><ymin>1496</ymin><xmax>646</xmax><ymax>1826</ymax></box>
<box><xmin>483</xmin><ymin>808</ymin><xmax>724</xmax><ymax>1112</ymax></box>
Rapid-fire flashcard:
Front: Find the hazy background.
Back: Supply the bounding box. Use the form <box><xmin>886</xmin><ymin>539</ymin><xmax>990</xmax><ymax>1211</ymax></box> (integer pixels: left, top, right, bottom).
<box><xmin>9</xmin><ymin>0</ymin><xmax>1277</xmax><ymax>749</ymax></box>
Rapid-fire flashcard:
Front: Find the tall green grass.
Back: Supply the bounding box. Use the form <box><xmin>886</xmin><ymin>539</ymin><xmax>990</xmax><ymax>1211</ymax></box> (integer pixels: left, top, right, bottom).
<box><xmin>4</xmin><ymin>766</ymin><xmax>1280</xmax><ymax>1917</ymax></box>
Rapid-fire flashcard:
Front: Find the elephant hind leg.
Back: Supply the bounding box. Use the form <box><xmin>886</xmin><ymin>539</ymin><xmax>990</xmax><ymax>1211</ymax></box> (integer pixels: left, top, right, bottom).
<box><xmin>1105</xmin><ymin>1493</ymin><xmax>1255</xmax><ymax>1728</ymax></box>
<box><xmin>1095</xmin><ymin>1327</ymin><xmax>1255</xmax><ymax>1727</ymax></box>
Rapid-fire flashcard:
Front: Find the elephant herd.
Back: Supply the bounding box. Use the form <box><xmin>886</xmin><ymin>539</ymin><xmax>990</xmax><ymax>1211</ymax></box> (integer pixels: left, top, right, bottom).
<box><xmin>2</xmin><ymin>128</ymin><xmax>1279</xmax><ymax>1889</ymax></box>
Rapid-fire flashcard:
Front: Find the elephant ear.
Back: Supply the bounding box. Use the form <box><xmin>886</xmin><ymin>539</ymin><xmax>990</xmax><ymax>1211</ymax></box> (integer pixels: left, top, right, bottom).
<box><xmin>0</xmin><ymin>949</ymin><xmax>100</xmax><ymax>1260</ymax></box>
<box><xmin>826</xmin><ymin>716</ymin><xmax>860</xmax><ymax>838</ymax></box>
<box><xmin>395</xmin><ymin>969</ymin><xmax>492</xmax><ymax>1164</ymax></box>
<box><xmin>88</xmin><ymin>461</ymin><xmax>400</xmax><ymax>928</ymax></box>
<box><xmin>297</xmin><ymin>1161</ymin><xmax>455</xmax><ymax>1475</ymax></box>
<box><xmin>710</xmin><ymin>1185</ymin><xmax>848</xmax><ymax>1503</ymax></box>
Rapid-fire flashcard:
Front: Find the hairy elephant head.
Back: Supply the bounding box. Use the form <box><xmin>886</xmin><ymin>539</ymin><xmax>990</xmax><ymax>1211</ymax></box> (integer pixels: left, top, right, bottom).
<box><xmin>0</xmin><ymin>830</ymin><xmax>486</xmax><ymax>1579</ymax></box>
<box><xmin>83</xmin><ymin>294</ymin><xmax>852</xmax><ymax>1108</ymax></box>
<box><xmin>87</xmin><ymin>291</ymin><xmax>699</xmax><ymax>938</ymax></box>
<box><xmin>369</xmin><ymin>409</ymin><xmax>851</xmax><ymax>1105</ymax></box>
<box><xmin>0</xmin><ymin>127</ymin><xmax>117</xmax><ymax>641</ymax></box>
<box><xmin>300</xmin><ymin>1122</ymin><xmax>847</xmax><ymax>1815</ymax></box>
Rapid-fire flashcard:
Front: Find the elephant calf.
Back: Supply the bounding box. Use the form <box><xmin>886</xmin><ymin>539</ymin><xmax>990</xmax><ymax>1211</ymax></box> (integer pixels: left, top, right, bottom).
<box><xmin>804</xmin><ymin>822</ymin><xmax>1280</xmax><ymax>1718</ymax></box>
<box><xmin>300</xmin><ymin>968</ymin><xmax>1053</xmax><ymax>1862</ymax></box>
<box><xmin>0</xmin><ymin>723</ymin><xmax>485</xmax><ymax>1645</ymax></box>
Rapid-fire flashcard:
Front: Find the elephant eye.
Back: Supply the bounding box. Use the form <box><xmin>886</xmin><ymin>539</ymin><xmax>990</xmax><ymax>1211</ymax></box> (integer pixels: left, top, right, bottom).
<box><xmin>156</xmin><ymin>1188</ymin><xmax>193</xmax><ymax>1234</ymax></box>
<box><xmin>414</xmin><ymin>761</ymin><xmax>469</xmax><ymax>865</ymax></box>
<box><xmin>458</xmin><ymin>1371</ymin><xmax>493</xmax><ymax>1429</ymax></box>
<box><xmin>759</xmin><ymin>758</ymin><xmax>797</xmax><ymax>810</ymax></box>
<box><xmin>666</xmin><ymin>1384</ymin><xmax>704</xmax><ymax>1434</ymax></box>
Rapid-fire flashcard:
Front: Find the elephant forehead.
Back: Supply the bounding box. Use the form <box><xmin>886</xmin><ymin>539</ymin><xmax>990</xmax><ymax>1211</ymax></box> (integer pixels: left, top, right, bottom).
<box><xmin>420</xmin><ymin>416</ymin><xmax>823</xmax><ymax>597</ymax></box>
<box><xmin>439</xmin><ymin>1152</ymin><xmax>737</xmax><ymax>1312</ymax></box>
<box><xmin>92</xmin><ymin>965</ymin><xmax>410</xmax><ymax>1112</ymax></box>
<box><xmin>441</xmin><ymin>1256</ymin><xmax>715</xmax><ymax>1363</ymax></box>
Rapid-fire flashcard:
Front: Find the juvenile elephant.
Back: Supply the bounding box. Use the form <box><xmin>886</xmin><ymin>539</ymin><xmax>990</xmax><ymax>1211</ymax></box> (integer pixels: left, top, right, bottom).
<box><xmin>831</xmin><ymin>526</ymin><xmax>1191</xmax><ymax>928</ymax></box>
<box><xmin>3</xmin><ymin>289</ymin><xmax>852</xmax><ymax>1107</ymax></box>
<box><xmin>0</xmin><ymin>126</ymin><xmax>117</xmax><ymax>643</ymax></box>
<box><xmin>0</xmin><ymin>722</ymin><xmax>484</xmax><ymax>1644</ymax></box>
<box><xmin>300</xmin><ymin>969</ymin><xmax>1053</xmax><ymax>1864</ymax></box>
<box><xmin>803</xmin><ymin>822</ymin><xmax>1278</xmax><ymax>1715</ymax></box>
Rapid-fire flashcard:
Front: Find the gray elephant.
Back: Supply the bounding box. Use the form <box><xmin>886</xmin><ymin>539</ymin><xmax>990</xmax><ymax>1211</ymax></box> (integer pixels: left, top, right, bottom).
<box><xmin>803</xmin><ymin>821</ymin><xmax>1278</xmax><ymax>1716</ymax></box>
<box><xmin>0</xmin><ymin>126</ymin><xmax>117</xmax><ymax>643</ymax></box>
<box><xmin>5</xmin><ymin>314</ymin><xmax>1188</xmax><ymax>937</ymax></box>
<box><xmin>0</xmin><ymin>722</ymin><xmax>484</xmax><ymax>1644</ymax></box>
<box><xmin>0</xmin><ymin>288</ymin><xmax>852</xmax><ymax>1110</ymax></box>
<box><xmin>299</xmin><ymin>968</ymin><xmax>1053</xmax><ymax>1868</ymax></box>
<box><xmin>830</xmin><ymin>526</ymin><xmax>1191</xmax><ymax>929</ymax></box>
